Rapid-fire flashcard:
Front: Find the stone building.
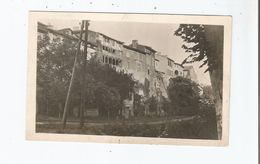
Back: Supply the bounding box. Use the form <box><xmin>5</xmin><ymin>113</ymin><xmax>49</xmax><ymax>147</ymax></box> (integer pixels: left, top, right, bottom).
<box><xmin>37</xmin><ymin>22</ymin><xmax>197</xmax><ymax>118</ymax></box>
<box><xmin>127</xmin><ymin>40</ymin><xmax>157</xmax><ymax>97</ymax></box>
<box><xmin>155</xmin><ymin>52</ymin><xmax>184</xmax><ymax>92</ymax></box>
<box><xmin>183</xmin><ymin>65</ymin><xmax>198</xmax><ymax>83</ymax></box>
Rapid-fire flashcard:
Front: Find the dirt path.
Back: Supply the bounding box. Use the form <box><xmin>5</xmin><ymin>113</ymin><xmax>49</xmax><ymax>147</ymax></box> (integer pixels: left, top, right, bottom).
<box><xmin>36</xmin><ymin>115</ymin><xmax>198</xmax><ymax>127</ymax></box>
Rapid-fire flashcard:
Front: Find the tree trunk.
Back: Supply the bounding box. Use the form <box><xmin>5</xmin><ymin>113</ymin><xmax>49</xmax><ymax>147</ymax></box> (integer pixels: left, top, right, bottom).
<box><xmin>204</xmin><ymin>25</ymin><xmax>224</xmax><ymax>139</ymax></box>
<box><xmin>36</xmin><ymin>101</ymin><xmax>38</xmax><ymax>116</ymax></box>
<box><xmin>209</xmin><ymin>68</ymin><xmax>223</xmax><ymax>139</ymax></box>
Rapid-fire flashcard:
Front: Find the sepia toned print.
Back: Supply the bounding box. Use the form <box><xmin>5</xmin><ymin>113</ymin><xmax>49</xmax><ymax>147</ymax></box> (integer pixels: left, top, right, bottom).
<box><xmin>26</xmin><ymin>12</ymin><xmax>231</xmax><ymax>146</ymax></box>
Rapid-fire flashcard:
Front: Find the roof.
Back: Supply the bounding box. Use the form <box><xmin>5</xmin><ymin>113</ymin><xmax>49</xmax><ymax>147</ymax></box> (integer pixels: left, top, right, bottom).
<box><xmin>175</xmin><ymin>62</ymin><xmax>184</xmax><ymax>68</ymax></box>
<box><xmin>38</xmin><ymin>22</ymin><xmax>48</xmax><ymax>28</ymax></box>
<box><xmin>129</xmin><ymin>43</ymin><xmax>157</xmax><ymax>54</ymax></box>
<box><xmin>183</xmin><ymin>65</ymin><xmax>194</xmax><ymax>70</ymax></box>
<box><xmin>99</xmin><ymin>33</ymin><xmax>124</xmax><ymax>44</ymax></box>
<box><xmin>167</xmin><ymin>57</ymin><xmax>174</xmax><ymax>62</ymax></box>
<box><xmin>166</xmin><ymin>57</ymin><xmax>184</xmax><ymax>68</ymax></box>
<box><xmin>123</xmin><ymin>45</ymin><xmax>146</xmax><ymax>54</ymax></box>
<box><xmin>58</xmin><ymin>28</ymin><xmax>74</xmax><ymax>33</ymax></box>
<box><xmin>73</xmin><ymin>30</ymin><xmax>124</xmax><ymax>44</ymax></box>
<box><xmin>37</xmin><ymin>22</ymin><xmax>97</xmax><ymax>48</ymax></box>
<box><xmin>142</xmin><ymin>45</ymin><xmax>157</xmax><ymax>53</ymax></box>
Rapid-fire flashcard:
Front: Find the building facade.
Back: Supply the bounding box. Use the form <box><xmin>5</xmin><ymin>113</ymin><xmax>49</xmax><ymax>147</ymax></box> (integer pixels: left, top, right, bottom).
<box><xmin>37</xmin><ymin>22</ymin><xmax>197</xmax><ymax>118</ymax></box>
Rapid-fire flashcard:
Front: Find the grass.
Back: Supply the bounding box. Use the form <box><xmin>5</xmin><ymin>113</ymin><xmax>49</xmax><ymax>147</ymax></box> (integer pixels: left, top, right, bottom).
<box><xmin>36</xmin><ymin>114</ymin><xmax>218</xmax><ymax>140</ymax></box>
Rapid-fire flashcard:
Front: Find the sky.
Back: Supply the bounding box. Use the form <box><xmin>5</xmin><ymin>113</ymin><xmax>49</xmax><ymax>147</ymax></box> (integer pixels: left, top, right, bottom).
<box><xmin>40</xmin><ymin>19</ymin><xmax>211</xmax><ymax>85</ymax></box>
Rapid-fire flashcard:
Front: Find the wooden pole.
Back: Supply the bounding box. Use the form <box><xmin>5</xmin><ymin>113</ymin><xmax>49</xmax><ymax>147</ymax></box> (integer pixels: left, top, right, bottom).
<box><xmin>62</xmin><ymin>21</ymin><xmax>84</xmax><ymax>129</ymax></box>
<box><xmin>79</xmin><ymin>20</ymin><xmax>89</xmax><ymax>128</ymax></box>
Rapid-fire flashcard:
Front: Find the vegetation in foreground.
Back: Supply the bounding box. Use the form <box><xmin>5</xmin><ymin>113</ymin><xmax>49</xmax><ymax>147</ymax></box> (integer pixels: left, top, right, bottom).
<box><xmin>36</xmin><ymin>109</ymin><xmax>217</xmax><ymax>140</ymax></box>
<box><xmin>36</xmin><ymin>29</ymin><xmax>219</xmax><ymax>139</ymax></box>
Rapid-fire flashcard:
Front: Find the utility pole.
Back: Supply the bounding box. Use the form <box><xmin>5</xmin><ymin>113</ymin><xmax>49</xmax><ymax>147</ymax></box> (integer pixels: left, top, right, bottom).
<box><xmin>62</xmin><ymin>21</ymin><xmax>84</xmax><ymax>129</ymax></box>
<box><xmin>79</xmin><ymin>20</ymin><xmax>89</xmax><ymax>128</ymax></box>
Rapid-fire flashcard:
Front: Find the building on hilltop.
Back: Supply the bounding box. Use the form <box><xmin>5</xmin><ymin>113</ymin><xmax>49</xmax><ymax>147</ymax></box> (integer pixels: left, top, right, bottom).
<box><xmin>128</xmin><ymin>40</ymin><xmax>157</xmax><ymax>97</ymax></box>
<box><xmin>154</xmin><ymin>52</ymin><xmax>184</xmax><ymax>93</ymax></box>
<box><xmin>37</xmin><ymin>22</ymin><xmax>198</xmax><ymax>118</ymax></box>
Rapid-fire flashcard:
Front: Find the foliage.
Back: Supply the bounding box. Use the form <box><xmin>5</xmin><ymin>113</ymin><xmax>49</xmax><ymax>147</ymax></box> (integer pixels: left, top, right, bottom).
<box><xmin>133</xmin><ymin>93</ymin><xmax>145</xmax><ymax>116</ymax></box>
<box><xmin>37</xmin><ymin>34</ymin><xmax>78</xmax><ymax>116</ymax></box>
<box><xmin>201</xmin><ymin>85</ymin><xmax>214</xmax><ymax>102</ymax></box>
<box><xmin>37</xmin><ymin>33</ymin><xmax>135</xmax><ymax>119</ymax></box>
<box><xmin>167</xmin><ymin>77</ymin><xmax>201</xmax><ymax>115</ymax></box>
<box><xmin>175</xmin><ymin>23</ymin><xmax>224</xmax><ymax>139</ymax></box>
<box><xmin>36</xmin><ymin>117</ymin><xmax>218</xmax><ymax>139</ymax></box>
<box><xmin>174</xmin><ymin>24</ymin><xmax>223</xmax><ymax>73</ymax></box>
<box><xmin>94</xmin><ymin>83</ymin><xmax>121</xmax><ymax>119</ymax></box>
<box><xmin>86</xmin><ymin>59</ymin><xmax>135</xmax><ymax>101</ymax></box>
<box><xmin>161</xmin><ymin>96</ymin><xmax>172</xmax><ymax>116</ymax></box>
<box><xmin>148</xmin><ymin>96</ymin><xmax>157</xmax><ymax>114</ymax></box>
<box><xmin>143</xmin><ymin>78</ymin><xmax>150</xmax><ymax>97</ymax></box>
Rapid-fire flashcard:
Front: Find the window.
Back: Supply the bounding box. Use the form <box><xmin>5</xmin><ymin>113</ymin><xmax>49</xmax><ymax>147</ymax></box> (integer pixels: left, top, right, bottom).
<box><xmin>102</xmin><ymin>56</ymin><xmax>104</xmax><ymax>63</ymax></box>
<box><xmin>148</xmin><ymin>69</ymin><xmax>150</xmax><ymax>75</ymax></box>
<box><xmin>109</xmin><ymin>58</ymin><xmax>112</xmax><ymax>64</ymax></box>
<box><xmin>168</xmin><ymin>60</ymin><xmax>172</xmax><ymax>67</ymax></box>
<box><xmin>113</xmin><ymin>59</ymin><xmax>116</xmax><ymax>65</ymax></box>
<box><xmin>175</xmin><ymin>70</ymin><xmax>179</xmax><ymax>76</ymax></box>
<box><xmin>137</xmin><ymin>62</ymin><xmax>141</xmax><ymax>71</ymax></box>
<box><xmin>105</xmin><ymin>56</ymin><xmax>108</xmax><ymax>63</ymax></box>
<box><xmin>155</xmin><ymin>61</ymin><xmax>158</xmax><ymax>67</ymax></box>
<box><xmin>146</xmin><ymin>56</ymin><xmax>151</xmax><ymax>65</ymax></box>
<box><xmin>128</xmin><ymin>93</ymin><xmax>132</xmax><ymax>100</ymax></box>
<box><xmin>104</xmin><ymin>38</ymin><xmax>109</xmax><ymax>43</ymax></box>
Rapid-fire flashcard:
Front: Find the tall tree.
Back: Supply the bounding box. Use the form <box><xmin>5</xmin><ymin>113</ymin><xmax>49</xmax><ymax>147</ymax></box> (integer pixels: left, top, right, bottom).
<box><xmin>37</xmin><ymin>32</ymin><xmax>78</xmax><ymax>117</ymax></box>
<box><xmin>174</xmin><ymin>24</ymin><xmax>224</xmax><ymax>139</ymax></box>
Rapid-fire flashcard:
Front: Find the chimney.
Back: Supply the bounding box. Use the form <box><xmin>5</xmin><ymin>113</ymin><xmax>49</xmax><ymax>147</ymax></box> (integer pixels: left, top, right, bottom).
<box><xmin>132</xmin><ymin>40</ymin><xmax>138</xmax><ymax>48</ymax></box>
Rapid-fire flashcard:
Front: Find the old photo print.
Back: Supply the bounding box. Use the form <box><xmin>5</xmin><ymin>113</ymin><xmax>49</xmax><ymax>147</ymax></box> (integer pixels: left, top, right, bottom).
<box><xmin>26</xmin><ymin>12</ymin><xmax>231</xmax><ymax>146</ymax></box>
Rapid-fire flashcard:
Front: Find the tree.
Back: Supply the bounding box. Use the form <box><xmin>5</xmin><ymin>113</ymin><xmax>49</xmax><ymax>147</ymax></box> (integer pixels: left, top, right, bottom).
<box><xmin>37</xmin><ymin>31</ymin><xmax>136</xmax><ymax>123</ymax></box>
<box><xmin>133</xmin><ymin>93</ymin><xmax>144</xmax><ymax>116</ymax></box>
<box><xmin>174</xmin><ymin>24</ymin><xmax>224</xmax><ymax>139</ymax></box>
<box><xmin>161</xmin><ymin>96</ymin><xmax>172</xmax><ymax>116</ymax></box>
<box><xmin>148</xmin><ymin>96</ymin><xmax>157</xmax><ymax>115</ymax></box>
<box><xmin>167</xmin><ymin>77</ymin><xmax>201</xmax><ymax>116</ymax></box>
<box><xmin>94</xmin><ymin>83</ymin><xmax>121</xmax><ymax>120</ymax></box>
<box><xmin>85</xmin><ymin>58</ymin><xmax>135</xmax><ymax>117</ymax></box>
<box><xmin>37</xmin><ymin>33</ymin><xmax>78</xmax><ymax>118</ymax></box>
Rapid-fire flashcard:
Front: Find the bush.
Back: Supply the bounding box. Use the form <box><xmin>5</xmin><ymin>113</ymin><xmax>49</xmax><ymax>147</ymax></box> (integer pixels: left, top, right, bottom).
<box><xmin>167</xmin><ymin>77</ymin><xmax>201</xmax><ymax>115</ymax></box>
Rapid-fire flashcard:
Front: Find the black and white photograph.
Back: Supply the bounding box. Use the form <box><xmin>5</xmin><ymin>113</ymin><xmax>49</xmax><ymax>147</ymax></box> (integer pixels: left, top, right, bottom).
<box><xmin>26</xmin><ymin>12</ymin><xmax>231</xmax><ymax>145</ymax></box>
<box><xmin>1</xmin><ymin>0</ymin><xmax>258</xmax><ymax>163</ymax></box>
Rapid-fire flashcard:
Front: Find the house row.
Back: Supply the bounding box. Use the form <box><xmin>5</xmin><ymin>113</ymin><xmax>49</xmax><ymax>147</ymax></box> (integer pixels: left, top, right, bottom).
<box><xmin>37</xmin><ymin>22</ymin><xmax>197</xmax><ymax>118</ymax></box>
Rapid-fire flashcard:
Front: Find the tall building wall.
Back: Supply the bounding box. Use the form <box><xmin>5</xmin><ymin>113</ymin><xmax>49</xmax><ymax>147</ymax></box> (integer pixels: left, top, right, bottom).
<box><xmin>38</xmin><ymin>22</ymin><xmax>197</xmax><ymax>98</ymax></box>
<box><xmin>121</xmin><ymin>46</ymin><xmax>148</xmax><ymax>84</ymax></box>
